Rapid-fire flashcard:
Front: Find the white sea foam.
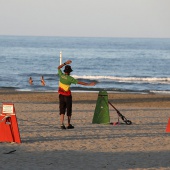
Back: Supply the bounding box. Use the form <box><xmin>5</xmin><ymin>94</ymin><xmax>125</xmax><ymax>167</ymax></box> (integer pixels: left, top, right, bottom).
<box><xmin>150</xmin><ymin>90</ymin><xmax>170</xmax><ymax>94</ymax></box>
<box><xmin>72</xmin><ymin>75</ymin><xmax>170</xmax><ymax>84</ymax></box>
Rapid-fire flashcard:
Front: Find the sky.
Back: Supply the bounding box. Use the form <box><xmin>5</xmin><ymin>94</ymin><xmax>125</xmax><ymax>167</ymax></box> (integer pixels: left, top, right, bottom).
<box><xmin>0</xmin><ymin>0</ymin><xmax>170</xmax><ymax>38</ymax></box>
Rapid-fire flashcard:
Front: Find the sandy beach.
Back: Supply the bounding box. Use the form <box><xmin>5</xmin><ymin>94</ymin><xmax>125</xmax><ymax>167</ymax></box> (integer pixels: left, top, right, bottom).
<box><xmin>0</xmin><ymin>90</ymin><xmax>170</xmax><ymax>170</ymax></box>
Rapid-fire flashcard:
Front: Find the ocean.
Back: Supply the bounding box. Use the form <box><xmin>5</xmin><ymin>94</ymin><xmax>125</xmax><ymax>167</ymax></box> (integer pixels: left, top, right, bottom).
<box><xmin>0</xmin><ymin>35</ymin><xmax>170</xmax><ymax>94</ymax></box>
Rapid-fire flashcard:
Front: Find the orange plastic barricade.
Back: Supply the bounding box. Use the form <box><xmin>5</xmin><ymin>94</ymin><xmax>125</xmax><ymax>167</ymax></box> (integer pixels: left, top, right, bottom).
<box><xmin>0</xmin><ymin>103</ymin><xmax>21</xmax><ymax>143</ymax></box>
<box><xmin>166</xmin><ymin>118</ymin><xmax>170</xmax><ymax>133</ymax></box>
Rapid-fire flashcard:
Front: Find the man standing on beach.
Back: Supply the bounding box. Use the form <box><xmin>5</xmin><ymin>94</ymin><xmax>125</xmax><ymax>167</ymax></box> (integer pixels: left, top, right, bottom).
<box><xmin>58</xmin><ymin>60</ymin><xmax>96</xmax><ymax>129</ymax></box>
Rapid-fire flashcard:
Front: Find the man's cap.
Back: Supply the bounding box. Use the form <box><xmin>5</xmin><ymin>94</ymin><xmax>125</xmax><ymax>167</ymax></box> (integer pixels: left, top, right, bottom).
<box><xmin>64</xmin><ymin>65</ymin><xmax>73</xmax><ymax>73</ymax></box>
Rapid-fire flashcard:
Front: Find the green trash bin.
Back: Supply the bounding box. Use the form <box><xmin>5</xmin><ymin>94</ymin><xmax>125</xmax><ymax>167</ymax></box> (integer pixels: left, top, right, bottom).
<box><xmin>92</xmin><ymin>91</ymin><xmax>110</xmax><ymax>124</ymax></box>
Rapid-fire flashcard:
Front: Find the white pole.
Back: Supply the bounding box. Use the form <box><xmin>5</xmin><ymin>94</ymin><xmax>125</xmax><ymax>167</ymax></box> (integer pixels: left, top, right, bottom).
<box><xmin>60</xmin><ymin>51</ymin><xmax>62</xmax><ymax>65</ymax></box>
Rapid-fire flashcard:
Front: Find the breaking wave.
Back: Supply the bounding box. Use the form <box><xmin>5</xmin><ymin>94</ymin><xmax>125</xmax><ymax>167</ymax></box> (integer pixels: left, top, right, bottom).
<box><xmin>72</xmin><ymin>75</ymin><xmax>170</xmax><ymax>84</ymax></box>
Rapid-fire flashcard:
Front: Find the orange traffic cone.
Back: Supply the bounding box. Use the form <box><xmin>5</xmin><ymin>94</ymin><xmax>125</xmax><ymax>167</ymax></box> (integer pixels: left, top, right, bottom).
<box><xmin>166</xmin><ymin>118</ymin><xmax>170</xmax><ymax>133</ymax></box>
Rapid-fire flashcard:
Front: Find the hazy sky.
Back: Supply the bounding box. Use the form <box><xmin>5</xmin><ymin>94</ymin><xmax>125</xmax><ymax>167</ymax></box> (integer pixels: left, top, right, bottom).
<box><xmin>0</xmin><ymin>0</ymin><xmax>170</xmax><ymax>38</ymax></box>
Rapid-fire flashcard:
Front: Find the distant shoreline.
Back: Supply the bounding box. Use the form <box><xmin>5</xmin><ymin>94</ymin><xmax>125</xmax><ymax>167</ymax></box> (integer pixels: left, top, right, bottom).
<box><xmin>0</xmin><ymin>89</ymin><xmax>170</xmax><ymax>108</ymax></box>
<box><xmin>1</xmin><ymin>87</ymin><xmax>170</xmax><ymax>95</ymax></box>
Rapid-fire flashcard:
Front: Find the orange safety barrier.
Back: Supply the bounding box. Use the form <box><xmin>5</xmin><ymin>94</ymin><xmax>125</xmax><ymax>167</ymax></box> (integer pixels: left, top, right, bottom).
<box><xmin>0</xmin><ymin>103</ymin><xmax>21</xmax><ymax>143</ymax></box>
<box><xmin>166</xmin><ymin>118</ymin><xmax>170</xmax><ymax>133</ymax></box>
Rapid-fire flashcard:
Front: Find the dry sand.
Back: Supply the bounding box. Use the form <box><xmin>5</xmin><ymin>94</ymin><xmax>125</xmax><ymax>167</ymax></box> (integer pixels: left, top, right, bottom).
<box><xmin>0</xmin><ymin>90</ymin><xmax>170</xmax><ymax>170</ymax></box>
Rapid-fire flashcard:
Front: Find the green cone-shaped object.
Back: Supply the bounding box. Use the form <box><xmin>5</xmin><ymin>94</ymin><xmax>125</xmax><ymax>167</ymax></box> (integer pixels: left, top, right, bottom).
<box><xmin>92</xmin><ymin>91</ymin><xmax>110</xmax><ymax>124</ymax></box>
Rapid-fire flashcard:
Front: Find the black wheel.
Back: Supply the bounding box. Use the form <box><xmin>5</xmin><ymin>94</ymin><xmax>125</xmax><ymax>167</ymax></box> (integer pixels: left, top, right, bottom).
<box><xmin>125</xmin><ymin>120</ymin><xmax>132</xmax><ymax>125</ymax></box>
